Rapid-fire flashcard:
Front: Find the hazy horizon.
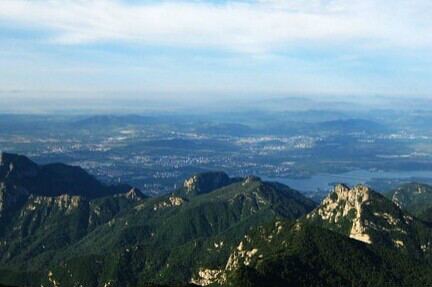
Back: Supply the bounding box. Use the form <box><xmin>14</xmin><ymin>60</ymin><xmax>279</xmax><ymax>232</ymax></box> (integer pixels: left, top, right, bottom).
<box><xmin>1</xmin><ymin>0</ymin><xmax>432</xmax><ymax>107</ymax></box>
<box><xmin>3</xmin><ymin>2</ymin><xmax>432</xmax><ymax>287</ymax></box>
<box><xmin>2</xmin><ymin>93</ymin><xmax>432</xmax><ymax>114</ymax></box>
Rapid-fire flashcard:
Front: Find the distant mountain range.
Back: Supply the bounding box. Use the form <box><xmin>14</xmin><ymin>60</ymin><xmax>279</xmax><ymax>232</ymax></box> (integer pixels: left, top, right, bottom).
<box><xmin>71</xmin><ymin>114</ymin><xmax>388</xmax><ymax>136</ymax></box>
<box><xmin>1</xmin><ymin>153</ymin><xmax>432</xmax><ymax>286</ymax></box>
<box><xmin>71</xmin><ymin>115</ymin><xmax>159</xmax><ymax>127</ymax></box>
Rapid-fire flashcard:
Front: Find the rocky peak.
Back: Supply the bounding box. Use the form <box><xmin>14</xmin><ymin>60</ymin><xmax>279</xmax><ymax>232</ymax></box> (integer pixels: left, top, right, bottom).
<box><xmin>242</xmin><ymin>176</ymin><xmax>261</xmax><ymax>185</ymax></box>
<box><xmin>116</xmin><ymin>187</ymin><xmax>145</xmax><ymax>200</ymax></box>
<box><xmin>314</xmin><ymin>184</ymin><xmax>372</xmax><ymax>220</ymax></box>
<box><xmin>183</xmin><ymin>171</ymin><xmax>232</xmax><ymax>196</ymax></box>
<box><xmin>0</xmin><ymin>152</ymin><xmax>38</xmax><ymax>180</ymax></box>
<box><xmin>0</xmin><ymin>153</ymin><xmax>132</xmax><ymax>199</ymax></box>
<box><xmin>307</xmin><ymin>183</ymin><xmax>419</xmax><ymax>248</ymax></box>
<box><xmin>331</xmin><ymin>184</ymin><xmax>371</xmax><ymax>205</ymax></box>
<box><xmin>307</xmin><ymin>184</ymin><xmax>380</xmax><ymax>244</ymax></box>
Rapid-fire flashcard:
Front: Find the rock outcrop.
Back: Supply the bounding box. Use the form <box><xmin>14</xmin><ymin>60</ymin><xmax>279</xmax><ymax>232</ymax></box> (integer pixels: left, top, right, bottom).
<box><xmin>307</xmin><ymin>184</ymin><xmax>373</xmax><ymax>243</ymax></box>
<box><xmin>306</xmin><ymin>183</ymin><xmax>432</xmax><ymax>252</ymax></box>
<box><xmin>183</xmin><ymin>171</ymin><xmax>232</xmax><ymax>196</ymax></box>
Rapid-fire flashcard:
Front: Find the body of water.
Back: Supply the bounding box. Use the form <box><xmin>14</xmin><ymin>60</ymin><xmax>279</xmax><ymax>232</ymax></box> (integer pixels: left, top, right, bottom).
<box><xmin>264</xmin><ymin>170</ymin><xmax>432</xmax><ymax>192</ymax></box>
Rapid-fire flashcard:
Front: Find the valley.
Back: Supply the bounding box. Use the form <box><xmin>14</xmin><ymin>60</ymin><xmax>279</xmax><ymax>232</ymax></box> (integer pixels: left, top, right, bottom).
<box><xmin>2</xmin><ymin>0</ymin><xmax>432</xmax><ymax>285</ymax></box>
<box><xmin>2</xmin><ymin>109</ymin><xmax>432</xmax><ymax>198</ymax></box>
<box><xmin>2</xmin><ymin>153</ymin><xmax>432</xmax><ymax>286</ymax></box>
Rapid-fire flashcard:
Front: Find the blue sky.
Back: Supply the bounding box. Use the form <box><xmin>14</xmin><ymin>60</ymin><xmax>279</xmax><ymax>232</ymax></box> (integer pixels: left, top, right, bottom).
<box><xmin>0</xmin><ymin>0</ymin><xmax>432</xmax><ymax>102</ymax></box>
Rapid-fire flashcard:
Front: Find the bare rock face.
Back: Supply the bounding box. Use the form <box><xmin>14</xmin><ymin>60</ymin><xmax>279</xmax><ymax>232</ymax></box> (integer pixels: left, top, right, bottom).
<box><xmin>115</xmin><ymin>187</ymin><xmax>145</xmax><ymax>200</ymax></box>
<box><xmin>153</xmin><ymin>196</ymin><xmax>184</xmax><ymax>211</ymax></box>
<box><xmin>307</xmin><ymin>184</ymin><xmax>372</xmax><ymax>243</ymax></box>
<box><xmin>27</xmin><ymin>194</ymin><xmax>82</xmax><ymax>213</ymax></box>
<box><xmin>190</xmin><ymin>268</ymin><xmax>226</xmax><ymax>286</ymax></box>
<box><xmin>183</xmin><ymin>171</ymin><xmax>232</xmax><ymax>196</ymax></box>
<box><xmin>307</xmin><ymin>184</ymin><xmax>415</xmax><ymax>247</ymax></box>
<box><xmin>191</xmin><ymin>238</ymin><xmax>260</xmax><ymax>286</ymax></box>
<box><xmin>190</xmin><ymin>221</ymin><xmax>289</xmax><ymax>286</ymax></box>
<box><xmin>18</xmin><ymin>194</ymin><xmax>85</xmax><ymax>227</ymax></box>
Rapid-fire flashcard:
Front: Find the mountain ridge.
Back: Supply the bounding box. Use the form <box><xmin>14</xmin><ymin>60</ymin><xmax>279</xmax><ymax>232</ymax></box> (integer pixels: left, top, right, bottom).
<box><xmin>0</xmin><ymin>155</ymin><xmax>317</xmax><ymax>287</ymax></box>
<box><xmin>2</xmin><ymin>153</ymin><xmax>432</xmax><ymax>287</ymax></box>
<box><xmin>306</xmin><ymin>183</ymin><xmax>432</xmax><ymax>258</ymax></box>
<box><xmin>386</xmin><ymin>182</ymin><xmax>432</xmax><ymax>216</ymax></box>
<box><xmin>0</xmin><ymin>152</ymin><xmax>132</xmax><ymax>198</ymax></box>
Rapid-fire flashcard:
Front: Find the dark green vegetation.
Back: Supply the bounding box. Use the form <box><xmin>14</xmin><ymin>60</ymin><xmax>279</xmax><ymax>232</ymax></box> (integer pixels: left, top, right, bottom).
<box><xmin>225</xmin><ymin>221</ymin><xmax>432</xmax><ymax>287</ymax></box>
<box><xmin>0</xmin><ymin>152</ymin><xmax>131</xmax><ymax>198</ymax></box>
<box><xmin>385</xmin><ymin>183</ymin><xmax>432</xmax><ymax>216</ymax></box>
<box><xmin>307</xmin><ymin>184</ymin><xmax>432</xmax><ymax>257</ymax></box>
<box><xmin>0</xmin><ymin>153</ymin><xmax>316</xmax><ymax>287</ymax></box>
<box><xmin>212</xmin><ymin>184</ymin><xmax>432</xmax><ymax>287</ymax></box>
<box><xmin>4</xmin><ymin>153</ymin><xmax>432</xmax><ymax>286</ymax></box>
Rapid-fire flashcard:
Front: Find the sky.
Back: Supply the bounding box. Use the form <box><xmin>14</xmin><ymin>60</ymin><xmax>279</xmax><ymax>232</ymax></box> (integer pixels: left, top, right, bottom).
<box><xmin>0</xmin><ymin>0</ymin><xmax>432</xmax><ymax>105</ymax></box>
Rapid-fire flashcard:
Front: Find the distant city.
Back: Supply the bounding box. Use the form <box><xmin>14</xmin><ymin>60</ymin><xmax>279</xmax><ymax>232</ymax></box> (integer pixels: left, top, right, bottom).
<box><xmin>2</xmin><ymin>105</ymin><xmax>432</xmax><ymax>200</ymax></box>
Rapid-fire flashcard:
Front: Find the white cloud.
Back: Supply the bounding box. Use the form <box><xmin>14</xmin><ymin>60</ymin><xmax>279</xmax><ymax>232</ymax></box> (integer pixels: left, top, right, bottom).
<box><xmin>0</xmin><ymin>0</ymin><xmax>431</xmax><ymax>52</ymax></box>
